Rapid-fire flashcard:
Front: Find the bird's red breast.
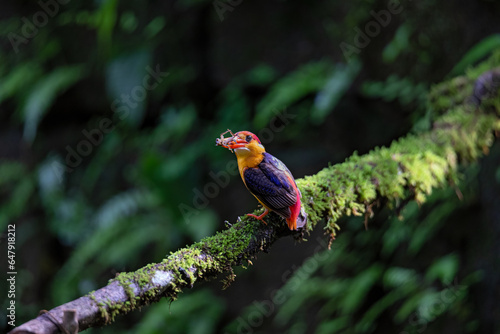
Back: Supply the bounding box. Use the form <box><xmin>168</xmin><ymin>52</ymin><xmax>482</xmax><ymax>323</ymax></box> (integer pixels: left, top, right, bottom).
<box><xmin>216</xmin><ymin>130</ymin><xmax>306</xmax><ymax>230</ymax></box>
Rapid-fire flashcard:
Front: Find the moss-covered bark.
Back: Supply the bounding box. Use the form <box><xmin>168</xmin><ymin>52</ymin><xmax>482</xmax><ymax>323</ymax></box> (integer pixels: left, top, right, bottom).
<box><xmin>10</xmin><ymin>52</ymin><xmax>500</xmax><ymax>334</ymax></box>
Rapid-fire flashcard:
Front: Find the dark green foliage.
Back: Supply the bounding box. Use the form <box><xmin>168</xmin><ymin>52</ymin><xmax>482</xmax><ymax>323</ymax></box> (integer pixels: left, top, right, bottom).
<box><xmin>2</xmin><ymin>1</ymin><xmax>500</xmax><ymax>333</ymax></box>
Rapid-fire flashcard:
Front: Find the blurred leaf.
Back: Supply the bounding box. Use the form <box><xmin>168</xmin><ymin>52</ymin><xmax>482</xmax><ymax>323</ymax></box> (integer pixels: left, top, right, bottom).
<box><xmin>1</xmin><ymin>178</ymin><xmax>35</xmax><ymax>225</ymax></box>
<box><xmin>52</xmin><ymin>213</ymin><xmax>172</xmax><ymax>303</ymax></box>
<box><xmin>132</xmin><ymin>290</ymin><xmax>224</xmax><ymax>334</ymax></box>
<box><xmin>383</xmin><ymin>267</ymin><xmax>418</xmax><ymax>288</ymax></box>
<box><xmin>96</xmin><ymin>0</ymin><xmax>118</xmax><ymax>56</ymax></box>
<box><xmin>22</xmin><ymin>65</ymin><xmax>84</xmax><ymax>143</ymax></box>
<box><xmin>255</xmin><ymin>61</ymin><xmax>335</xmax><ymax>127</ymax></box>
<box><xmin>425</xmin><ymin>253</ymin><xmax>459</xmax><ymax>285</ymax></box>
<box><xmin>244</xmin><ymin>64</ymin><xmax>277</xmax><ymax>86</ymax></box>
<box><xmin>394</xmin><ymin>291</ymin><xmax>427</xmax><ymax>323</ymax></box>
<box><xmin>120</xmin><ymin>11</ymin><xmax>138</xmax><ymax>33</ymax></box>
<box><xmin>144</xmin><ymin>16</ymin><xmax>166</xmax><ymax>39</ymax></box>
<box><xmin>80</xmin><ymin>130</ymin><xmax>122</xmax><ymax>193</ymax></box>
<box><xmin>159</xmin><ymin>105</ymin><xmax>197</xmax><ymax>141</ymax></box>
<box><xmin>416</xmin><ymin>291</ymin><xmax>447</xmax><ymax>322</ymax></box>
<box><xmin>0</xmin><ymin>161</ymin><xmax>34</xmax><ymax>229</ymax></box>
<box><xmin>449</xmin><ymin>34</ymin><xmax>500</xmax><ymax>77</ymax></box>
<box><xmin>408</xmin><ymin>199</ymin><xmax>456</xmax><ymax>255</ymax></box>
<box><xmin>382</xmin><ymin>23</ymin><xmax>412</xmax><ymax>64</ymax></box>
<box><xmin>98</xmin><ymin>216</ymin><xmax>164</xmax><ymax>266</ymax></box>
<box><xmin>357</xmin><ymin>288</ymin><xmax>413</xmax><ymax>331</ymax></box>
<box><xmin>51</xmin><ymin>195</ymin><xmax>90</xmax><ymax>245</ymax></box>
<box><xmin>361</xmin><ymin>75</ymin><xmax>427</xmax><ymax>107</ymax></box>
<box><xmin>316</xmin><ymin>317</ymin><xmax>349</xmax><ymax>334</ymax></box>
<box><xmin>0</xmin><ymin>63</ymin><xmax>42</xmax><ymax>104</ymax></box>
<box><xmin>159</xmin><ymin>144</ymin><xmax>201</xmax><ymax>180</ymax></box>
<box><xmin>277</xmin><ymin>275</ymin><xmax>332</xmax><ymax>325</ymax></box>
<box><xmin>106</xmin><ymin>50</ymin><xmax>152</xmax><ymax>126</ymax></box>
<box><xmin>0</xmin><ymin>160</ymin><xmax>26</xmax><ymax>186</ymax></box>
<box><xmin>341</xmin><ymin>264</ymin><xmax>383</xmax><ymax>314</ymax></box>
<box><xmin>312</xmin><ymin>59</ymin><xmax>362</xmax><ymax>124</ymax></box>
<box><xmin>381</xmin><ymin>218</ymin><xmax>411</xmax><ymax>257</ymax></box>
<box><xmin>216</xmin><ymin>86</ymin><xmax>250</xmax><ymax>129</ymax></box>
<box><xmin>94</xmin><ymin>189</ymin><xmax>158</xmax><ymax>228</ymax></box>
<box><xmin>38</xmin><ymin>155</ymin><xmax>64</xmax><ymax>210</ymax></box>
<box><xmin>184</xmin><ymin>210</ymin><xmax>218</xmax><ymax>240</ymax></box>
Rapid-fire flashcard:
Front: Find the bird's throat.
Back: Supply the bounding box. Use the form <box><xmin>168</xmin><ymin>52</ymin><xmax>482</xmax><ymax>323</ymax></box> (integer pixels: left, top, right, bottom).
<box><xmin>234</xmin><ymin>141</ymin><xmax>265</xmax><ymax>176</ymax></box>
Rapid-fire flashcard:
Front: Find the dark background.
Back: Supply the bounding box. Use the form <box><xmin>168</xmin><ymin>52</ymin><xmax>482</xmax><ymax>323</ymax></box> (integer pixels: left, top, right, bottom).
<box><xmin>1</xmin><ymin>0</ymin><xmax>500</xmax><ymax>333</ymax></box>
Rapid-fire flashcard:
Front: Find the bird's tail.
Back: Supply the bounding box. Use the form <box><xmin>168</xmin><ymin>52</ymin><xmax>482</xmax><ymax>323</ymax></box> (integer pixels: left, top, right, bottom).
<box><xmin>287</xmin><ymin>204</ymin><xmax>307</xmax><ymax>230</ymax></box>
<box><xmin>288</xmin><ymin>189</ymin><xmax>307</xmax><ymax>230</ymax></box>
<box><xmin>296</xmin><ymin>205</ymin><xmax>307</xmax><ymax>230</ymax></box>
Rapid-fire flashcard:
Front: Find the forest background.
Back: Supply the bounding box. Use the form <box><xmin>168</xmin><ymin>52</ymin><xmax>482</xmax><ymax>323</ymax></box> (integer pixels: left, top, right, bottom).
<box><xmin>1</xmin><ymin>0</ymin><xmax>500</xmax><ymax>333</ymax></box>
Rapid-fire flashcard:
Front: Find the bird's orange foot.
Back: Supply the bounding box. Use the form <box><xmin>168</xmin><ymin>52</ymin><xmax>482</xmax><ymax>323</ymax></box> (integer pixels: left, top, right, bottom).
<box><xmin>246</xmin><ymin>209</ymin><xmax>269</xmax><ymax>225</ymax></box>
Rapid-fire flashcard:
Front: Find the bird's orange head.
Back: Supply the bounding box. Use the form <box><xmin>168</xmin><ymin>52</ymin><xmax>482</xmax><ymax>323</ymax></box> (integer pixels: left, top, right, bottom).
<box><xmin>216</xmin><ymin>130</ymin><xmax>264</xmax><ymax>155</ymax></box>
<box><xmin>216</xmin><ymin>130</ymin><xmax>266</xmax><ymax>168</ymax></box>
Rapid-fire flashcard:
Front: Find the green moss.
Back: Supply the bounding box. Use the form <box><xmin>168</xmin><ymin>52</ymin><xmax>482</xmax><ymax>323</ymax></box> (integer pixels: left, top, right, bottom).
<box><xmin>94</xmin><ymin>215</ymin><xmax>260</xmax><ymax>322</ymax></box>
<box><xmin>84</xmin><ymin>51</ymin><xmax>500</xmax><ymax>328</ymax></box>
<box><xmin>86</xmin><ymin>291</ymin><xmax>111</xmax><ymax>324</ymax></box>
<box><xmin>98</xmin><ymin>302</ymin><xmax>110</xmax><ymax>324</ymax></box>
<box><xmin>296</xmin><ymin>79</ymin><xmax>499</xmax><ymax>238</ymax></box>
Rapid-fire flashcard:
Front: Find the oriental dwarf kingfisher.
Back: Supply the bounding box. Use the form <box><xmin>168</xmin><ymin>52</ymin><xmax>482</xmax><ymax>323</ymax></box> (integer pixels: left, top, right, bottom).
<box><xmin>216</xmin><ymin>130</ymin><xmax>307</xmax><ymax>231</ymax></box>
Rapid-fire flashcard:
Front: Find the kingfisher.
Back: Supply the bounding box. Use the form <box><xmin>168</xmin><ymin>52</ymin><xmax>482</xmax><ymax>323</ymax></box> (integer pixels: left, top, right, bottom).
<box><xmin>216</xmin><ymin>130</ymin><xmax>307</xmax><ymax>230</ymax></box>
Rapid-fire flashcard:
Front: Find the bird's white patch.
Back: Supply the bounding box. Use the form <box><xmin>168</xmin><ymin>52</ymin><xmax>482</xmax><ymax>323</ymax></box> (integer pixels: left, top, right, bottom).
<box><xmin>152</xmin><ymin>271</ymin><xmax>173</xmax><ymax>286</ymax></box>
<box><xmin>269</xmin><ymin>155</ymin><xmax>289</xmax><ymax>172</ymax></box>
<box><xmin>234</xmin><ymin>147</ymin><xmax>251</xmax><ymax>153</ymax></box>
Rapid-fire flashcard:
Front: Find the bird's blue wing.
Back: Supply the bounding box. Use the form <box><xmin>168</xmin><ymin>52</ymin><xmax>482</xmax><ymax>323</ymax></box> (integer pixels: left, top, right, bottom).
<box><xmin>243</xmin><ymin>153</ymin><xmax>298</xmax><ymax>218</ymax></box>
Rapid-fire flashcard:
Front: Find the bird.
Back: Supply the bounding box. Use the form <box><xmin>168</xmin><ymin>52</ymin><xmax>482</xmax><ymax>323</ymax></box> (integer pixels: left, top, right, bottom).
<box><xmin>215</xmin><ymin>130</ymin><xmax>307</xmax><ymax>230</ymax></box>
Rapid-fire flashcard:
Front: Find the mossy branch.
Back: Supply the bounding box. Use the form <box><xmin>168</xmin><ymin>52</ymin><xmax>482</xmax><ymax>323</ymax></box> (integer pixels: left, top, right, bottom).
<box><xmin>10</xmin><ymin>56</ymin><xmax>500</xmax><ymax>334</ymax></box>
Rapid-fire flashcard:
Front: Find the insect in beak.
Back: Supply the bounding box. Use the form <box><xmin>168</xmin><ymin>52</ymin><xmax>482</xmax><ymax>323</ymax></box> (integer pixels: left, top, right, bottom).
<box><xmin>215</xmin><ymin>129</ymin><xmax>247</xmax><ymax>152</ymax></box>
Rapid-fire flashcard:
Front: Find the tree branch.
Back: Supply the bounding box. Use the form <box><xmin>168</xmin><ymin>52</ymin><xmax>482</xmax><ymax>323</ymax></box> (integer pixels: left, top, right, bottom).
<box><xmin>11</xmin><ymin>57</ymin><xmax>500</xmax><ymax>333</ymax></box>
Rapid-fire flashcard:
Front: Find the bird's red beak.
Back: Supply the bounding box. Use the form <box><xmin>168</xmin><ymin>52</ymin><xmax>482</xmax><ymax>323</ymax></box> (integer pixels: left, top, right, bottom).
<box><xmin>215</xmin><ymin>130</ymin><xmax>248</xmax><ymax>151</ymax></box>
<box><xmin>221</xmin><ymin>135</ymin><xmax>247</xmax><ymax>149</ymax></box>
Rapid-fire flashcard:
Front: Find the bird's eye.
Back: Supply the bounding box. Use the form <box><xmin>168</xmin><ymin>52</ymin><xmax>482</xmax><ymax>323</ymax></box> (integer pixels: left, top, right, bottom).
<box><xmin>245</xmin><ymin>135</ymin><xmax>253</xmax><ymax>142</ymax></box>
